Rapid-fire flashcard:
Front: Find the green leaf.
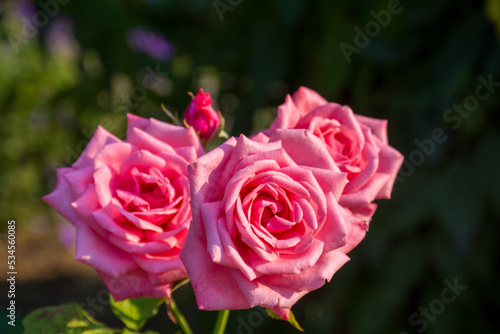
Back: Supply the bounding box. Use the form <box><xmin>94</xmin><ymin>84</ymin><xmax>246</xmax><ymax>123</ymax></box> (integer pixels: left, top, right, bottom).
<box><xmin>22</xmin><ymin>303</ymin><xmax>114</xmax><ymax>334</ymax></box>
<box><xmin>109</xmin><ymin>296</ymin><xmax>164</xmax><ymax>331</ymax></box>
<box><xmin>265</xmin><ymin>308</ymin><xmax>304</xmax><ymax>332</ymax></box>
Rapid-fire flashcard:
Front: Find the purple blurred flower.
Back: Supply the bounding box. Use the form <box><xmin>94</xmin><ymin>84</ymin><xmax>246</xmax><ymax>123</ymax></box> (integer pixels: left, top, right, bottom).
<box><xmin>44</xmin><ymin>15</ymin><xmax>80</xmax><ymax>58</ymax></box>
<box><xmin>127</xmin><ymin>27</ymin><xmax>176</xmax><ymax>61</ymax></box>
<box><xmin>14</xmin><ymin>0</ymin><xmax>36</xmax><ymax>19</ymax></box>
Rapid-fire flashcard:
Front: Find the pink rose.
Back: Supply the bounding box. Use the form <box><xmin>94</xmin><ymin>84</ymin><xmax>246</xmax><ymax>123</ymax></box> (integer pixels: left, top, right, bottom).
<box><xmin>259</xmin><ymin>87</ymin><xmax>404</xmax><ymax>220</ymax></box>
<box><xmin>183</xmin><ymin>88</ymin><xmax>221</xmax><ymax>141</ymax></box>
<box><xmin>43</xmin><ymin>114</ymin><xmax>204</xmax><ymax>300</ymax></box>
<box><xmin>180</xmin><ymin>130</ymin><xmax>367</xmax><ymax>319</ymax></box>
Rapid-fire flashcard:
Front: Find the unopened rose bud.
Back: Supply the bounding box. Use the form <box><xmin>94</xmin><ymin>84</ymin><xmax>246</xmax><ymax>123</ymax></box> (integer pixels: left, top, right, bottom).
<box><xmin>183</xmin><ymin>89</ymin><xmax>223</xmax><ymax>141</ymax></box>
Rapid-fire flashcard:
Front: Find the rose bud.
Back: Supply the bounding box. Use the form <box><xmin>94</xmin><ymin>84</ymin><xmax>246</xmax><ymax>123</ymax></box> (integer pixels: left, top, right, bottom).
<box><xmin>183</xmin><ymin>89</ymin><xmax>223</xmax><ymax>142</ymax></box>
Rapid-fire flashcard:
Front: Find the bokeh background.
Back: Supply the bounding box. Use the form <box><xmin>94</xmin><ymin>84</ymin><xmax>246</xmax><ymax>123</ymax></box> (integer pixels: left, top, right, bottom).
<box><xmin>1</xmin><ymin>0</ymin><xmax>500</xmax><ymax>333</ymax></box>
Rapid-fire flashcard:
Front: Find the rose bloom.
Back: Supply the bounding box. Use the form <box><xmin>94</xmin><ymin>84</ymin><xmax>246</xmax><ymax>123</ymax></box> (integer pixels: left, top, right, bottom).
<box><xmin>43</xmin><ymin>114</ymin><xmax>204</xmax><ymax>300</ymax></box>
<box><xmin>183</xmin><ymin>88</ymin><xmax>221</xmax><ymax>141</ymax></box>
<box><xmin>258</xmin><ymin>87</ymin><xmax>404</xmax><ymax>220</ymax></box>
<box><xmin>180</xmin><ymin>130</ymin><xmax>367</xmax><ymax>319</ymax></box>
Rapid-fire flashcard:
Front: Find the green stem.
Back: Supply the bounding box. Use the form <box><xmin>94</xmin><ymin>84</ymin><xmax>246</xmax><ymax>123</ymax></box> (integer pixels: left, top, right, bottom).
<box><xmin>213</xmin><ymin>310</ymin><xmax>230</xmax><ymax>334</ymax></box>
<box><xmin>169</xmin><ymin>298</ymin><xmax>193</xmax><ymax>334</ymax></box>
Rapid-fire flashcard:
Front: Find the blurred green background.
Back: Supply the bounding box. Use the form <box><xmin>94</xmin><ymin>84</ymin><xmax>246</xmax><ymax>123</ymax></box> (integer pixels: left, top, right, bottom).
<box><xmin>1</xmin><ymin>0</ymin><xmax>499</xmax><ymax>333</ymax></box>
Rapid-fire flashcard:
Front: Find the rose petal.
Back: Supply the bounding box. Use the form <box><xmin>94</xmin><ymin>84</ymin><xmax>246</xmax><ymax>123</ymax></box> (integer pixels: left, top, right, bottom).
<box><xmin>126</xmin><ymin>127</ymin><xmax>178</xmax><ymax>156</ymax></box>
<box><xmin>291</xmin><ymin>86</ymin><xmax>328</xmax><ymax>116</ymax></box>
<box><xmin>131</xmin><ymin>250</ymin><xmax>185</xmax><ymax>274</ymax></box>
<box><xmin>73</xmin><ymin>126</ymin><xmax>121</xmax><ymax>169</ymax></box>
<box><xmin>109</xmin><ymin>234</ymin><xmax>175</xmax><ymax>254</ymax></box>
<box><xmin>250</xmin><ymin>239</ymin><xmax>324</xmax><ymax>275</ymax></box>
<box><xmin>314</xmin><ymin>193</ymin><xmax>348</xmax><ymax>253</ymax></box>
<box><xmin>264</xmin><ymin>249</ymin><xmax>350</xmax><ymax>292</ymax></box>
<box><xmin>269</xmin><ymin>129</ymin><xmax>338</xmax><ymax>171</ymax></box>
<box><xmin>71</xmin><ymin>184</ymin><xmax>109</xmax><ymax>237</ymax></box>
<box><xmin>92</xmin><ymin>208</ymin><xmax>143</xmax><ymax>243</ymax></box>
<box><xmin>93</xmin><ymin>142</ymin><xmax>135</xmax><ymax>171</ymax></box>
<box><xmin>356</xmin><ymin>115</ymin><xmax>388</xmax><ymax>145</ymax></box>
<box><xmin>339</xmin><ymin>211</ymin><xmax>368</xmax><ymax>255</ymax></box>
<box><xmin>98</xmin><ymin>270</ymin><xmax>171</xmax><ymax>301</ymax></box>
<box><xmin>64</xmin><ymin>167</ymin><xmax>94</xmax><ymax>199</ymax></box>
<box><xmin>374</xmin><ymin>146</ymin><xmax>404</xmax><ymax>199</ymax></box>
<box><xmin>43</xmin><ymin>168</ymin><xmax>80</xmax><ymax>224</ymax></box>
<box><xmin>75</xmin><ymin>224</ymin><xmax>138</xmax><ymax>277</ymax></box>
<box><xmin>179</xmin><ymin>234</ymin><xmax>252</xmax><ymax>310</ymax></box>
<box><xmin>93</xmin><ymin>164</ymin><xmax>119</xmax><ymax>207</ymax></box>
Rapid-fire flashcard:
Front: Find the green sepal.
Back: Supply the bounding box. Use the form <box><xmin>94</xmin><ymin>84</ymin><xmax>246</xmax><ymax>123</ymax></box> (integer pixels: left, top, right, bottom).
<box><xmin>265</xmin><ymin>308</ymin><xmax>304</xmax><ymax>332</ymax></box>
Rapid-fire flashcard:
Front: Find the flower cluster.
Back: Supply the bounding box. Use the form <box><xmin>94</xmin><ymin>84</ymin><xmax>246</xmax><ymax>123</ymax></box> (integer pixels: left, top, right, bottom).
<box><xmin>44</xmin><ymin>87</ymin><xmax>403</xmax><ymax>321</ymax></box>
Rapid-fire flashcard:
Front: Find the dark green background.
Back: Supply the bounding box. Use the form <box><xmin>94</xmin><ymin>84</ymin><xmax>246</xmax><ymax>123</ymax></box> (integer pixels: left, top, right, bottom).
<box><xmin>1</xmin><ymin>0</ymin><xmax>499</xmax><ymax>333</ymax></box>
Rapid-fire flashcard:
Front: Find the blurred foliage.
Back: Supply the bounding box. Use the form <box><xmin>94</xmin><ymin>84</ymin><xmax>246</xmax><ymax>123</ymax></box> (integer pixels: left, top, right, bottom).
<box><xmin>1</xmin><ymin>0</ymin><xmax>499</xmax><ymax>333</ymax></box>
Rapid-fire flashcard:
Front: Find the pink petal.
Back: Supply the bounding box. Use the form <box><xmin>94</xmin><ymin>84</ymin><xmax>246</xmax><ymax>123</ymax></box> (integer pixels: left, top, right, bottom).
<box><xmin>73</xmin><ymin>126</ymin><xmax>121</xmax><ymax>169</ymax></box>
<box><xmin>92</xmin><ymin>208</ymin><xmax>143</xmax><ymax>243</ymax></box>
<box><xmin>225</xmin><ymin>135</ymin><xmax>282</xmax><ymax>174</ymax></box>
<box><xmin>356</xmin><ymin>115</ymin><xmax>388</xmax><ymax>145</ymax></box>
<box><xmin>147</xmin><ymin>269</ymin><xmax>188</xmax><ymax>285</ymax></box>
<box><xmin>263</xmin><ymin>249</ymin><xmax>350</xmax><ymax>292</ymax></box>
<box><xmin>64</xmin><ymin>167</ymin><xmax>93</xmax><ymax>199</ymax></box>
<box><xmin>291</xmin><ymin>86</ymin><xmax>328</xmax><ymax>116</ymax></box>
<box><xmin>156</xmin><ymin>151</ymin><xmax>191</xmax><ymax>176</ymax></box>
<box><xmin>126</xmin><ymin>127</ymin><xmax>178</xmax><ymax>156</ymax></box>
<box><xmin>43</xmin><ymin>167</ymin><xmax>80</xmax><ymax>224</ymax></box>
<box><xmin>313</xmin><ymin>192</ymin><xmax>348</xmax><ymax>253</ymax></box>
<box><xmin>303</xmin><ymin>166</ymin><xmax>347</xmax><ymax>200</ymax></box>
<box><xmin>93</xmin><ymin>164</ymin><xmax>118</xmax><ymax>207</ymax></box>
<box><xmin>130</xmin><ymin>250</ymin><xmax>185</xmax><ymax>274</ymax></box>
<box><xmin>143</xmin><ymin>117</ymin><xmax>204</xmax><ymax>157</ymax></box>
<box><xmin>126</xmin><ymin>113</ymin><xmax>151</xmax><ymax>136</ymax></box>
<box><xmin>265</xmin><ymin>94</ymin><xmax>302</xmax><ymax>134</ymax></box>
<box><xmin>201</xmin><ymin>201</ymin><xmax>232</xmax><ymax>265</ymax></box>
<box><xmin>188</xmin><ymin>137</ymin><xmax>238</xmax><ymax>214</ymax></box>
<box><xmin>179</xmin><ymin>234</ymin><xmax>252</xmax><ymax>310</ymax></box>
<box><xmin>71</xmin><ymin>184</ymin><xmax>109</xmax><ymax>237</ymax></box>
<box><xmin>374</xmin><ymin>145</ymin><xmax>404</xmax><ymax>199</ymax></box>
<box><xmin>269</xmin><ymin>129</ymin><xmax>337</xmax><ymax>171</ymax></box>
<box><xmin>112</xmin><ymin>199</ymin><xmax>164</xmax><ymax>233</ymax></box>
<box><xmin>229</xmin><ymin>269</ymin><xmax>309</xmax><ymax>314</ymax></box>
<box><xmin>342</xmin><ymin>138</ymin><xmax>379</xmax><ymax>194</ymax></box>
<box><xmin>144</xmin><ymin>224</ymin><xmax>189</xmax><ymax>241</ymax></box>
<box><xmin>339</xmin><ymin>211</ymin><xmax>368</xmax><ymax>254</ymax></box>
<box><xmin>118</xmin><ymin>149</ymin><xmax>167</xmax><ymax>176</ymax></box>
<box><xmin>109</xmin><ymin>234</ymin><xmax>175</xmax><ymax>254</ymax></box>
<box><xmin>173</xmin><ymin>145</ymin><xmax>201</xmax><ymax>164</ymax></box>
<box><xmin>98</xmin><ymin>270</ymin><xmax>171</xmax><ymax>301</ymax></box>
<box><xmin>250</xmin><ymin>239</ymin><xmax>324</xmax><ymax>275</ymax></box>
<box><xmin>250</xmin><ymin>131</ymin><xmax>270</xmax><ymax>143</ymax></box>
<box><xmin>350</xmin><ymin>203</ymin><xmax>377</xmax><ymax>222</ymax></box>
<box><xmin>218</xmin><ymin>213</ymin><xmax>260</xmax><ymax>281</ymax></box>
<box><xmin>92</xmin><ymin>142</ymin><xmax>134</xmax><ymax>171</ymax></box>
<box><xmin>339</xmin><ymin>172</ymin><xmax>391</xmax><ymax>208</ymax></box>
<box><xmin>75</xmin><ymin>224</ymin><xmax>138</xmax><ymax>277</ymax></box>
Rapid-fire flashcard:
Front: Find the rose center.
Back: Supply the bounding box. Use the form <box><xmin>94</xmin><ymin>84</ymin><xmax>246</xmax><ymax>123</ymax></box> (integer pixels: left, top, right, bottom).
<box><xmin>261</xmin><ymin>206</ymin><xmax>276</xmax><ymax>228</ymax></box>
<box><xmin>115</xmin><ymin>167</ymin><xmax>184</xmax><ymax>226</ymax></box>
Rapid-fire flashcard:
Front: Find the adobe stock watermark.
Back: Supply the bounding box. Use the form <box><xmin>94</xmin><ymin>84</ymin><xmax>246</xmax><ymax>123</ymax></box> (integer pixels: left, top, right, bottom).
<box><xmin>394</xmin><ymin>74</ymin><xmax>500</xmax><ymax>188</ymax></box>
<box><xmin>9</xmin><ymin>0</ymin><xmax>71</xmax><ymax>54</ymax></box>
<box><xmin>399</xmin><ymin>277</ymin><xmax>467</xmax><ymax>334</ymax></box>
<box><xmin>212</xmin><ymin>0</ymin><xmax>245</xmax><ymax>22</ymax></box>
<box><xmin>225</xmin><ymin>307</ymin><xmax>268</xmax><ymax>334</ymax></box>
<box><xmin>49</xmin><ymin>64</ymin><xmax>168</xmax><ymax>172</ymax></box>
<box><xmin>339</xmin><ymin>0</ymin><xmax>404</xmax><ymax>63</ymax></box>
